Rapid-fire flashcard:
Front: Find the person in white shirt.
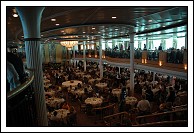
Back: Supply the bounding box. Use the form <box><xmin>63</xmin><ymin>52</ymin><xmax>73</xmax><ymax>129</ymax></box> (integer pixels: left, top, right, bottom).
<box><xmin>7</xmin><ymin>61</ymin><xmax>21</xmax><ymax>91</ymax></box>
<box><xmin>137</xmin><ymin>94</ymin><xmax>151</xmax><ymax>116</ymax></box>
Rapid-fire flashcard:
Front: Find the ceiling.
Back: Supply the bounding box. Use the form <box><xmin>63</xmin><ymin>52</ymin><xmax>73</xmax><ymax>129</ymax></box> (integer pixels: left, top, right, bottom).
<box><xmin>6</xmin><ymin>6</ymin><xmax>187</xmax><ymax>46</ymax></box>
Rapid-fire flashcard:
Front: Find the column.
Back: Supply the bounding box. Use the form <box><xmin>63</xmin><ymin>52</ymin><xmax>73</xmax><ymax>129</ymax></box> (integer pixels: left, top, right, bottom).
<box><xmin>138</xmin><ymin>41</ymin><xmax>141</xmax><ymax>49</ymax></box>
<box><xmin>146</xmin><ymin>37</ymin><xmax>149</xmax><ymax>50</ymax></box>
<box><xmin>73</xmin><ymin>46</ymin><xmax>76</xmax><ymax>67</ymax></box>
<box><xmin>83</xmin><ymin>41</ymin><xmax>86</xmax><ymax>71</ymax></box>
<box><xmin>118</xmin><ymin>67</ymin><xmax>120</xmax><ymax>74</ymax></box>
<box><xmin>185</xmin><ymin>33</ymin><xmax>187</xmax><ymax>49</ymax></box>
<box><xmin>130</xmin><ymin>33</ymin><xmax>135</xmax><ymax>96</ymax></box>
<box><xmin>44</xmin><ymin>44</ymin><xmax>50</xmax><ymax>64</ymax></box>
<box><xmin>99</xmin><ymin>38</ymin><xmax>103</xmax><ymax>79</ymax></box>
<box><xmin>153</xmin><ymin>72</ymin><xmax>155</xmax><ymax>81</ymax></box>
<box><xmin>16</xmin><ymin>7</ymin><xmax>48</xmax><ymax>126</ymax></box>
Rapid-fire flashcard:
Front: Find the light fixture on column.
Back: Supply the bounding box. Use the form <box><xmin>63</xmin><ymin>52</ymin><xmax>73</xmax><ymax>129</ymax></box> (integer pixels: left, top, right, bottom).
<box><xmin>159</xmin><ymin>61</ymin><xmax>162</xmax><ymax>66</ymax></box>
<box><xmin>184</xmin><ymin>64</ymin><xmax>187</xmax><ymax>70</ymax></box>
<box><xmin>60</xmin><ymin>40</ymin><xmax>78</xmax><ymax>50</ymax></box>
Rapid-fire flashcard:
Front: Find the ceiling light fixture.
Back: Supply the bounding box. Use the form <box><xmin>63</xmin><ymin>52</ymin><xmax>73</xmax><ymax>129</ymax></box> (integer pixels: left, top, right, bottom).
<box><xmin>51</xmin><ymin>19</ymin><xmax>56</xmax><ymax>21</ymax></box>
<box><xmin>13</xmin><ymin>14</ymin><xmax>18</xmax><ymax>17</ymax></box>
<box><xmin>112</xmin><ymin>16</ymin><xmax>117</xmax><ymax>19</ymax></box>
<box><xmin>60</xmin><ymin>40</ymin><xmax>78</xmax><ymax>50</ymax></box>
<box><xmin>55</xmin><ymin>23</ymin><xmax>60</xmax><ymax>26</ymax></box>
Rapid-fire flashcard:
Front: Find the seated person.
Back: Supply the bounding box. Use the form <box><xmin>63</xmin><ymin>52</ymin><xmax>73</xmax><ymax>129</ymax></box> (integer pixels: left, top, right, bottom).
<box><xmin>66</xmin><ymin>106</ymin><xmax>77</xmax><ymax>126</ymax></box>
<box><xmin>137</xmin><ymin>95</ymin><xmax>151</xmax><ymax>116</ymax></box>
<box><xmin>61</xmin><ymin>101</ymin><xmax>70</xmax><ymax>111</ymax></box>
<box><xmin>50</xmin><ymin>111</ymin><xmax>60</xmax><ymax>122</ymax></box>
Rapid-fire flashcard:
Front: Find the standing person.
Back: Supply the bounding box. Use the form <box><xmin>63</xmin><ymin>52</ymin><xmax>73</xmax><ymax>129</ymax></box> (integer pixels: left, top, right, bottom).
<box><xmin>136</xmin><ymin>95</ymin><xmax>151</xmax><ymax>124</ymax></box>
<box><xmin>143</xmin><ymin>44</ymin><xmax>147</xmax><ymax>50</ymax></box>
<box><xmin>145</xmin><ymin>86</ymin><xmax>154</xmax><ymax>102</ymax></box>
<box><xmin>137</xmin><ymin>95</ymin><xmax>151</xmax><ymax>116</ymax></box>
<box><xmin>158</xmin><ymin>43</ymin><xmax>162</xmax><ymax>50</ymax></box>
<box><xmin>7</xmin><ymin>51</ymin><xmax>26</xmax><ymax>84</ymax></box>
<box><xmin>119</xmin><ymin>87</ymin><xmax>127</xmax><ymax>112</ymax></box>
<box><xmin>7</xmin><ymin>61</ymin><xmax>21</xmax><ymax>91</ymax></box>
<box><xmin>166</xmin><ymin>87</ymin><xmax>176</xmax><ymax>104</ymax></box>
<box><xmin>61</xmin><ymin>101</ymin><xmax>70</xmax><ymax>111</ymax></box>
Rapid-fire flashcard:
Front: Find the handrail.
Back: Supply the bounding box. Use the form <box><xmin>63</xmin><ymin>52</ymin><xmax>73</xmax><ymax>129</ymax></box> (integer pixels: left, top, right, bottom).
<box><xmin>135</xmin><ymin>108</ymin><xmax>187</xmax><ymax>120</ymax></box>
<box><xmin>7</xmin><ymin>69</ymin><xmax>34</xmax><ymax>100</ymax></box>
<box><xmin>103</xmin><ymin>111</ymin><xmax>129</xmax><ymax>119</ymax></box>
<box><xmin>133</xmin><ymin>120</ymin><xmax>187</xmax><ymax>127</ymax></box>
<box><xmin>92</xmin><ymin>103</ymin><xmax>115</xmax><ymax>111</ymax></box>
<box><xmin>103</xmin><ymin>111</ymin><xmax>131</xmax><ymax>126</ymax></box>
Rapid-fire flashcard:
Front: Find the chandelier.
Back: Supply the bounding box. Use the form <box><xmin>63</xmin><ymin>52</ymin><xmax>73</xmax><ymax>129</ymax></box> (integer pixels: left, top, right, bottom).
<box><xmin>60</xmin><ymin>41</ymin><xmax>78</xmax><ymax>50</ymax></box>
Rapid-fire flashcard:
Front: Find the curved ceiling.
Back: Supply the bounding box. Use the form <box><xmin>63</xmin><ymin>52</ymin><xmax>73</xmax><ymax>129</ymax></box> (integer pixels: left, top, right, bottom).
<box><xmin>6</xmin><ymin>6</ymin><xmax>187</xmax><ymax>46</ymax></box>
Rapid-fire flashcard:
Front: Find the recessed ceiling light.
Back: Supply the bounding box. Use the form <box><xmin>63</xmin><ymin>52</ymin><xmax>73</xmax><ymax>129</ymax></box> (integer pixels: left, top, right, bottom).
<box><xmin>163</xmin><ymin>25</ymin><xmax>166</xmax><ymax>27</ymax></box>
<box><xmin>92</xmin><ymin>27</ymin><xmax>95</xmax><ymax>30</ymax></box>
<box><xmin>148</xmin><ymin>20</ymin><xmax>152</xmax><ymax>22</ymax></box>
<box><xmin>112</xmin><ymin>16</ymin><xmax>117</xmax><ymax>19</ymax></box>
<box><xmin>51</xmin><ymin>19</ymin><xmax>56</xmax><ymax>21</ymax></box>
<box><xmin>83</xmin><ymin>32</ymin><xmax>86</xmax><ymax>33</ymax></box>
<box><xmin>55</xmin><ymin>23</ymin><xmax>59</xmax><ymax>26</ymax></box>
<box><xmin>115</xmin><ymin>29</ymin><xmax>118</xmax><ymax>30</ymax></box>
<box><xmin>13</xmin><ymin>14</ymin><xmax>18</xmax><ymax>17</ymax></box>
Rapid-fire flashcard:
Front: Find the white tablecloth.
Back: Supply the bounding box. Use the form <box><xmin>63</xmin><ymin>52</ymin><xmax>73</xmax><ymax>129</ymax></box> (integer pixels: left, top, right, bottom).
<box><xmin>112</xmin><ymin>89</ymin><xmax>122</xmax><ymax>99</ymax></box>
<box><xmin>48</xmin><ymin>109</ymin><xmax>70</xmax><ymax>122</ymax></box>
<box><xmin>62</xmin><ymin>80</ymin><xmax>82</xmax><ymax>87</ymax></box>
<box><xmin>85</xmin><ymin>97</ymin><xmax>103</xmax><ymax>106</ymax></box>
<box><xmin>88</xmin><ymin>78</ymin><xmax>101</xmax><ymax>84</ymax></box>
<box><xmin>152</xmin><ymin>88</ymin><xmax>160</xmax><ymax>95</ymax></box>
<box><xmin>95</xmin><ymin>83</ymin><xmax>107</xmax><ymax>88</ymax></box>
<box><xmin>125</xmin><ymin>96</ymin><xmax>137</xmax><ymax>106</ymax></box>
<box><xmin>83</xmin><ymin>74</ymin><xmax>91</xmax><ymax>78</ymax></box>
<box><xmin>46</xmin><ymin>97</ymin><xmax>65</xmax><ymax>108</ymax></box>
<box><xmin>45</xmin><ymin>90</ymin><xmax>55</xmax><ymax>96</ymax></box>
<box><xmin>70</xmin><ymin>89</ymin><xmax>85</xmax><ymax>96</ymax></box>
<box><xmin>55</xmin><ymin>109</ymin><xmax>70</xmax><ymax>119</ymax></box>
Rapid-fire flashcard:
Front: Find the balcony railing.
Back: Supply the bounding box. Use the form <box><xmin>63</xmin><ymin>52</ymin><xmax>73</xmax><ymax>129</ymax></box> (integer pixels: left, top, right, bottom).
<box><xmin>7</xmin><ymin>69</ymin><xmax>37</xmax><ymax>126</ymax></box>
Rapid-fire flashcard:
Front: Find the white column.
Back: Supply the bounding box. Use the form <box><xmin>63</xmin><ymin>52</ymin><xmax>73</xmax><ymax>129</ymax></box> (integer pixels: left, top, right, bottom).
<box><xmin>130</xmin><ymin>33</ymin><xmax>135</xmax><ymax>96</ymax></box>
<box><xmin>146</xmin><ymin>37</ymin><xmax>149</xmax><ymax>50</ymax></box>
<box><xmin>73</xmin><ymin>46</ymin><xmax>76</xmax><ymax>67</ymax></box>
<box><xmin>16</xmin><ymin>7</ymin><xmax>48</xmax><ymax>126</ymax></box>
<box><xmin>83</xmin><ymin>41</ymin><xmax>86</xmax><ymax>71</ymax></box>
<box><xmin>99</xmin><ymin>38</ymin><xmax>103</xmax><ymax>79</ymax></box>
<box><xmin>153</xmin><ymin>72</ymin><xmax>155</xmax><ymax>81</ymax></box>
<box><xmin>185</xmin><ymin>33</ymin><xmax>187</xmax><ymax>49</ymax></box>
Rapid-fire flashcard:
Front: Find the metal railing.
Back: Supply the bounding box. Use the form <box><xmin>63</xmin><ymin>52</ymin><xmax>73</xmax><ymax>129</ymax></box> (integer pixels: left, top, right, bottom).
<box><xmin>7</xmin><ymin>69</ymin><xmax>37</xmax><ymax>126</ymax></box>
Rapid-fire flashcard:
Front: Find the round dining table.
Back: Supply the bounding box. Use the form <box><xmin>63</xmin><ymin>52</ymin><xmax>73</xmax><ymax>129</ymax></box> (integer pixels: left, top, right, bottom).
<box><xmin>125</xmin><ymin>96</ymin><xmax>138</xmax><ymax>106</ymax></box>
<box><xmin>85</xmin><ymin>97</ymin><xmax>103</xmax><ymax>106</ymax></box>
<box><xmin>62</xmin><ymin>80</ymin><xmax>82</xmax><ymax>87</ymax></box>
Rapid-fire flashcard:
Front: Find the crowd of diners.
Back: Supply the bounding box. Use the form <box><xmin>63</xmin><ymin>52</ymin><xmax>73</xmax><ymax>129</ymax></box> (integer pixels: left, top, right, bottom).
<box><xmin>75</xmin><ymin>46</ymin><xmax>186</xmax><ymax>64</ymax></box>
<box><xmin>42</xmin><ymin>61</ymin><xmax>187</xmax><ymax>126</ymax></box>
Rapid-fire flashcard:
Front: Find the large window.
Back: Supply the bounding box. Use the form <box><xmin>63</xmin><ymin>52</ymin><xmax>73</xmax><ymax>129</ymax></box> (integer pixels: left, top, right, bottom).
<box><xmin>177</xmin><ymin>37</ymin><xmax>185</xmax><ymax>49</ymax></box>
<box><xmin>165</xmin><ymin>38</ymin><xmax>173</xmax><ymax>50</ymax></box>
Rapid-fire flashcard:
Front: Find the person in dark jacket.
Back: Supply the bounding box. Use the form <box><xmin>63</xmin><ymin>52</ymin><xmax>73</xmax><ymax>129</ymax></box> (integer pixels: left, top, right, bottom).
<box><xmin>7</xmin><ymin>52</ymin><xmax>26</xmax><ymax>83</ymax></box>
